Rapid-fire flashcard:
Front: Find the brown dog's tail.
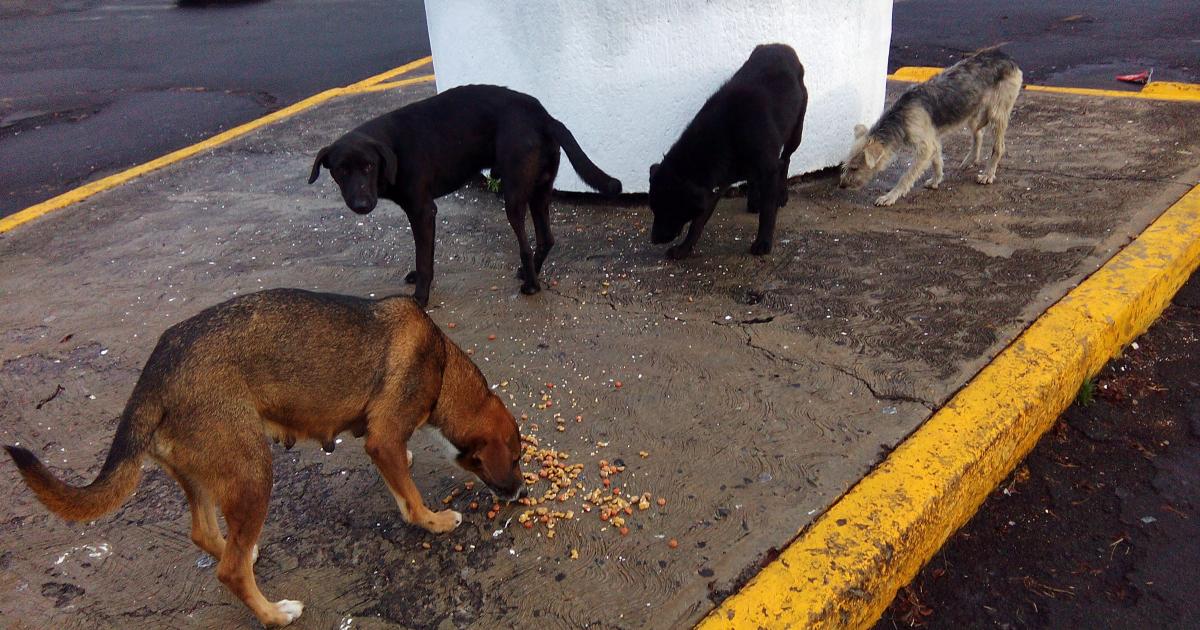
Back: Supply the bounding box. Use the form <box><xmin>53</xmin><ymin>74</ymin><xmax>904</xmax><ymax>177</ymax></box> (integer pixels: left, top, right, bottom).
<box><xmin>548</xmin><ymin>118</ymin><xmax>623</xmax><ymax>197</ymax></box>
<box><xmin>5</xmin><ymin>394</ymin><xmax>162</xmax><ymax>521</ymax></box>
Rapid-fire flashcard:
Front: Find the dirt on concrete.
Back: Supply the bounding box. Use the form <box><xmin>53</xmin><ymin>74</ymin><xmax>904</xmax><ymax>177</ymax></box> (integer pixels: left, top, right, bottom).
<box><xmin>1</xmin><ymin>82</ymin><xmax>1198</xmax><ymax>628</ymax></box>
<box><xmin>875</xmin><ymin>275</ymin><xmax>1200</xmax><ymax>630</ymax></box>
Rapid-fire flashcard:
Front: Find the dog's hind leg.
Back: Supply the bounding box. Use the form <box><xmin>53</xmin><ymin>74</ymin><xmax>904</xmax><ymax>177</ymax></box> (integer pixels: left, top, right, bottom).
<box><xmin>961</xmin><ymin>113</ymin><xmax>987</xmax><ymax>169</ymax></box>
<box><xmin>925</xmin><ymin>138</ymin><xmax>944</xmax><ymax>189</ymax></box>
<box><xmin>978</xmin><ymin>114</ymin><xmax>1009</xmax><ymax>185</ymax></box>
<box><xmin>876</xmin><ymin>141</ymin><xmax>934</xmax><ymax>207</ymax></box>
<box><xmin>163</xmin><ymin>462</ymin><xmax>226</xmax><ymax>561</ymax></box>
<box><xmin>978</xmin><ymin>78</ymin><xmax>1020</xmax><ymax>185</ymax></box>
<box><xmin>213</xmin><ymin>436</ymin><xmax>302</xmax><ymax>627</ymax></box>
<box><xmin>529</xmin><ymin>179</ymin><xmax>556</xmax><ymax>276</ymax></box>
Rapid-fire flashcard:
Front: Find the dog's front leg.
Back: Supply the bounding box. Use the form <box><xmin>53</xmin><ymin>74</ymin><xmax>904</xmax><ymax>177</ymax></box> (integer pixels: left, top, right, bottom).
<box><xmin>666</xmin><ymin>199</ymin><xmax>719</xmax><ymax>260</ymax></box>
<box><xmin>749</xmin><ymin>167</ymin><xmax>781</xmax><ymax>255</ymax></box>
<box><xmin>405</xmin><ymin>202</ymin><xmax>437</xmax><ymax>307</ymax></box>
<box><xmin>365</xmin><ymin>434</ymin><xmax>461</xmax><ymax>533</ymax></box>
<box><xmin>925</xmin><ymin>141</ymin><xmax>944</xmax><ymax>190</ymax></box>
<box><xmin>876</xmin><ymin>144</ymin><xmax>934</xmax><ymax>207</ymax></box>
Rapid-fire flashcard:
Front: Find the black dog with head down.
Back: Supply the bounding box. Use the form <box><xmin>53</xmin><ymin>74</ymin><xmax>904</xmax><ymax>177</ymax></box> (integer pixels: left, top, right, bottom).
<box><xmin>309</xmin><ymin>84</ymin><xmax>621</xmax><ymax>306</ymax></box>
<box><xmin>649</xmin><ymin>44</ymin><xmax>807</xmax><ymax>259</ymax></box>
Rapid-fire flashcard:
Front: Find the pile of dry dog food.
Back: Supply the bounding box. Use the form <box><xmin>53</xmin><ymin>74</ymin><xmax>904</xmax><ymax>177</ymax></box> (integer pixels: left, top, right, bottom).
<box><xmin>442</xmin><ymin>379</ymin><xmax>674</xmax><ymax>547</ymax></box>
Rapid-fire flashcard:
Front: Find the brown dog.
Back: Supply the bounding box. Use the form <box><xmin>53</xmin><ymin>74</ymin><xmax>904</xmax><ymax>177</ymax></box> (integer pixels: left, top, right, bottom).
<box><xmin>5</xmin><ymin>288</ymin><xmax>525</xmax><ymax>627</ymax></box>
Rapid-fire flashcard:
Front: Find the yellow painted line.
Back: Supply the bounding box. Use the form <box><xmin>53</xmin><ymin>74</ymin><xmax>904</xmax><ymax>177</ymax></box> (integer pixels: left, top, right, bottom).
<box><xmin>886</xmin><ymin>66</ymin><xmax>943</xmax><ymax>82</ymax></box>
<box><xmin>888</xmin><ymin>66</ymin><xmax>1200</xmax><ymax>102</ymax></box>
<box><xmin>343</xmin><ymin>55</ymin><xmax>432</xmax><ymax>90</ymax></box>
<box><xmin>345</xmin><ymin>73</ymin><xmax>437</xmax><ymax>95</ymax></box>
<box><xmin>698</xmin><ymin>184</ymin><xmax>1200</xmax><ymax>629</ymax></box>
<box><xmin>0</xmin><ymin>56</ymin><xmax>434</xmax><ymax>234</ymax></box>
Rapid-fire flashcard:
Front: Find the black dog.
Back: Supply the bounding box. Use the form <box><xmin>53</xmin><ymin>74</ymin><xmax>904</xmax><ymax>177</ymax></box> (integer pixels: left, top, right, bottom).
<box><xmin>309</xmin><ymin>85</ymin><xmax>621</xmax><ymax>306</ymax></box>
<box><xmin>649</xmin><ymin>44</ymin><xmax>807</xmax><ymax>259</ymax></box>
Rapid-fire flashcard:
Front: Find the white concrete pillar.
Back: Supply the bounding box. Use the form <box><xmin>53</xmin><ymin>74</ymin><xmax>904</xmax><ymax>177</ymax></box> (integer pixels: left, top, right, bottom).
<box><xmin>425</xmin><ymin>0</ymin><xmax>893</xmax><ymax>193</ymax></box>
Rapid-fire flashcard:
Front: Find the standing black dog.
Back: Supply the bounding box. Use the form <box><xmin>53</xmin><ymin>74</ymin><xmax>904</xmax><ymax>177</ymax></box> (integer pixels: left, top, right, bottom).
<box><xmin>309</xmin><ymin>85</ymin><xmax>622</xmax><ymax>306</ymax></box>
<box><xmin>649</xmin><ymin>44</ymin><xmax>807</xmax><ymax>259</ymax></box>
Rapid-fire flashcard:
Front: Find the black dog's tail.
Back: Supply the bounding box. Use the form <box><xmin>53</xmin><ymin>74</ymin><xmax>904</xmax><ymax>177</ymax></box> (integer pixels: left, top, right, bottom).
<box><xmin>5</xmin><ymin>393</ymin><xmax>162</xmax><ymax>522</ymax></box>
<box><xmin>548</xmin><ymin>119</ymin><xmax>622</xmax><ymax>196</ymax></box>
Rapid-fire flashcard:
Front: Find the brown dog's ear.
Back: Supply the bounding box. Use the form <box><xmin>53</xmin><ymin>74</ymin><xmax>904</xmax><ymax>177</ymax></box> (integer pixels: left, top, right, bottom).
<box><xmin>308</xmin><ymin>146</ymin><xmax>331</xmax><ymax>184</ymax></box>
<box><xmin>372</xmin><ymin>141</ymin><xmax>398</xmax><ymax>186</ymax></box>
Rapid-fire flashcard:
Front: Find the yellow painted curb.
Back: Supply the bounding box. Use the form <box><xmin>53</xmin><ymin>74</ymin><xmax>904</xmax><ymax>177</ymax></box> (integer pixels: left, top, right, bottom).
<box><xmin>698</xmin><ymin>183</ymin><xmax>1200</xmax><ymax>629</ymax></box>
<box><xmin>888</xmin><ymin>66</ymin><xmax>1200</xmax><ymax>103</ymax></box>
<box><xmin>0</xmin><ymin>56</ymin><xmax>434</xmax><ymax>234</ymax></box>
<box><xmin>887</xmin><ymin>66</ymin><xmax>943</xmax><ymax>83</ymax></box>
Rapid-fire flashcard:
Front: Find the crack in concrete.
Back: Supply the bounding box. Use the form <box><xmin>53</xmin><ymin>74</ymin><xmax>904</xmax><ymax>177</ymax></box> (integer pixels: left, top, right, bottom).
<box><xmin>543</xmin><ymin>284</ymin><xmax>691</xmax><ymax>323</ymax></box>
<box><xmin>734</xmin><ymin>321</ymin><xmax>935</xmax><ymax>410</ymax></box>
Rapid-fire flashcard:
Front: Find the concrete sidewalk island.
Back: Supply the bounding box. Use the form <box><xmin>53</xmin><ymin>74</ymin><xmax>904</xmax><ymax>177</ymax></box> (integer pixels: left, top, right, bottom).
<box><xmin>1</xmin><ymin>76</ymin><xmax>1198</xmax><ymax>629</ymax></box>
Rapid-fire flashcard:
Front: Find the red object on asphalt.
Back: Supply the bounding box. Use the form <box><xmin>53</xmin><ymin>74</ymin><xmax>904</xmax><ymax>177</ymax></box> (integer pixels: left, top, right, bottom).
<box><xmin>1116</xmin><ymin>70</ymin><xmax>1152</xmax><ymax>85</ymax></box>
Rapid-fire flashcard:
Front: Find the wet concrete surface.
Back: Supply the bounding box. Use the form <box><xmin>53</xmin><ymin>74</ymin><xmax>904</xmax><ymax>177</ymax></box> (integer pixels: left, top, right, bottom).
<box><xmin>0</xmin><ymin>0</ymin><xmax>429</xmax><ymax>216</ymax></box>
<box><xmin>0</xmin><ymin>82</ymin><xmax>1198</xmax><ymax>628</ymax></box>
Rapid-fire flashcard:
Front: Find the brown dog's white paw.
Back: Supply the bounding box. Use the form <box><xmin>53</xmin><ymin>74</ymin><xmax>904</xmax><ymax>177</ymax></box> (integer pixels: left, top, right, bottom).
<box><xmin>251</xmin><ymin>544</ymin><xmax>260</xmax><ymax>565</ymax></box>
<box><xmin>406</xmin><ymin>449</ymin><xmax>413</xmax><ymax>466</ymax></box>
<box><xmin>425</xmin><ymin>509</ymin><xmax>462</xmax><ymax>534</ymax></box>
<box><xmin>924</xmin><ymin>178</ymin><xmax>941</xmax><ymax>190</ymax></box>
<box><xmin>874</xmin><ymin>193</ymin><xmax>898</xmax><ymax>207</ymax></box>
<box><xmin>976</xmin><ymin>172</ymin><xmax>996</xmax><ymax>185</ymax></box>
<box><xmin>268</xmin><ymin>599</ymin><xmax>304</xmax><ymax>627</ymax></box>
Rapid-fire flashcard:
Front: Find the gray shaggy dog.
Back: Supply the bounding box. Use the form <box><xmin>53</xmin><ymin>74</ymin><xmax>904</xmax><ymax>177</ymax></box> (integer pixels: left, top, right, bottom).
<box><xmin>840</xmin><ymin>48</ymin><xmax>1023</xmax><ymax>206</ymax></box>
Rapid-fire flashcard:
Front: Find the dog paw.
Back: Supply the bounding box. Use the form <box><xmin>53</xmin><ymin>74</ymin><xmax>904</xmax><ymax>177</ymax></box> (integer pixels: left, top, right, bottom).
<box><xmin>251</xmin><ymin>544</ymin><xmax>259</xmax><ymax>565</ymax></box>
<box><xmin>406</xmin><ymin>449</ymin><xmax>413</xmax><ymax>466</ymax></box>
<box><xmin>404</xmin><ymin>270</ymin><xmax>418</xmax><ymax>284</ymax></box>
<box><xmin>976</xmin><ymin>173</ymin><xmax>996</xmax><ymax>185</ymax></box>
<box><xmin>425</xmin><ymin>509</ymin><xmax>462</xmax><ymax>534</ymax></box>
<box><xmin>874</xmin><ymin>194</ymin><xmax>898</xmax><ymax>207</ymax></box>
<box><xmin>924</xmin><ymin>179</ymin><xmax>941</xmax><ymax>190</ymax></box>
<box><xmin>665</xmin><ymin>245</ymin><xmax>692</xmax><ymax>260</ymax></box>
<box><xmin>265</xmin><ymin>600</ymin><xmax>304</xmax><ymax>627</ymax></box>
<box><xmin>749</xmin><ymin>240</ymin><xmax>772</xmax><ymax>256</ymax></box>
<box><xmin>520</xmin><ymin>281</ymin><xmax>542</xmax><ymax>295</ymax></box>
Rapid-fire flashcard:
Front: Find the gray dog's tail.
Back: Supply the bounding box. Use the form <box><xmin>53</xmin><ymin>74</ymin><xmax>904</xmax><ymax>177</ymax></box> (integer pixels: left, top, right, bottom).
<box><xmin>548</xmin><ymin>119</ymin><xmax>622</xmax><ymax>196</ymax></box>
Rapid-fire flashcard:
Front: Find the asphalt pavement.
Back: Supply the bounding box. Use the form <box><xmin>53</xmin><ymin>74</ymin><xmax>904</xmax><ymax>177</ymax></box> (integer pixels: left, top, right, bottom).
<box><xmin>3</xmin><ymin>1</ymin><xmax>1197</xmax><ymax>218</ymax></box>
<box><xmin>0</xmin><ymin>0</ymin><xmax>429</xmax><ymax>216</ymax></box>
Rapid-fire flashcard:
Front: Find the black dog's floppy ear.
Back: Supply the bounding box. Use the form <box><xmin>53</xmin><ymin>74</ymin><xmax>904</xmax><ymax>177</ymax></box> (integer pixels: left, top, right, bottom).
<box><xmin>308</xmin><ymin>146</ymin><xmax>332</xmax><ymax>184</ymax></box>
<box><xmin>371</xmin><ymin>141</ymin><xmax>398</xmax><ymax>186</ymax></box>
<box><xmin>649</xmin><ymin>162</ymin><xmax>660</xmax><ymax>178</ymax></box>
